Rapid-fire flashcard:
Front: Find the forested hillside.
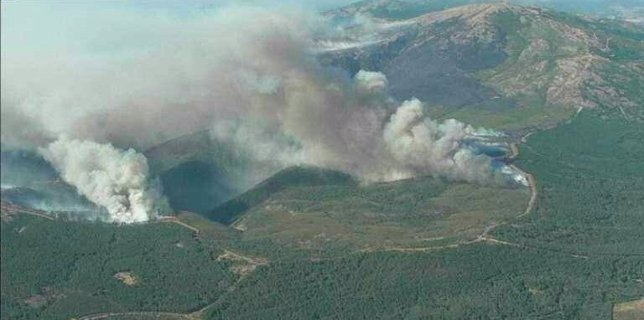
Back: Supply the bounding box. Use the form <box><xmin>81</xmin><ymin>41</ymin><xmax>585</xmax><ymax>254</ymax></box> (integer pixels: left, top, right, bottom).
<box><xmin>2</xmin><ymin>111</ymin><xmax>642</xmax><ymax>319</ymax></box>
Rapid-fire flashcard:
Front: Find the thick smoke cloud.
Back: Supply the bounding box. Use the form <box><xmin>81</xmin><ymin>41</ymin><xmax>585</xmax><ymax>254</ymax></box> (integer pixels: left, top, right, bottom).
<box><xmin>2</xmin><ymin>5</ymin><xmax>518</xmax><ymax>222</ymax></box>
<box><xmin>40</xmin><ymin>138</ymin><xmax>168</xmax><ymax>223</ymax></box>
<box><xmin>213</xmin><ymin>71</ymin><xmax>508</xmax><ymax>184</ymax></box>
<box><xmin>382</xmin><ymin>99</ymin><xmax>503</xmax><ymax>183</ymax></box>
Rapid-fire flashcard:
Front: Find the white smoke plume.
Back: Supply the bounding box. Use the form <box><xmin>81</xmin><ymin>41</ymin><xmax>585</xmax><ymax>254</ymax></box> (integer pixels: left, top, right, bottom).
<box><xmin>382</xmin><ymin>99</ymin><xmax>499</xmax><ymax>183</ymax></box>
<box><xmin>39</xmin><ymin>137</ymin><xmax>168</xmax><ymax>223</ymax></box>
<box><xmin>2</xmin><ymin>4</ymin><xmax>520</xmax><ymax>220</ymax></box>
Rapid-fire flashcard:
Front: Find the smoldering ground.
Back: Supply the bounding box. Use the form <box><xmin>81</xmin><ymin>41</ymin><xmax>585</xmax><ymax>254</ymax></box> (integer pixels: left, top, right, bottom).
<box><xmin>1</xmin><ymin>4</ymin><xmax>522</xmax><ymax>223</ymax></box>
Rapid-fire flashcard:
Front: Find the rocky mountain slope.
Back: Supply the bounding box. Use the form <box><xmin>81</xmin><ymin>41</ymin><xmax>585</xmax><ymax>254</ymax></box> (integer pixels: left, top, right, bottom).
<box><xmin>321</xmin><ymin>3</ymin><xmax>644</xmax><ymax>131</ymax></box>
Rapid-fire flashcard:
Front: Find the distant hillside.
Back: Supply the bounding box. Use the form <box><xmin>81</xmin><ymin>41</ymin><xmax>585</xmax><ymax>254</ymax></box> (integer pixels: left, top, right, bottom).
<box><xmin>327</xmin><ymin>0</ymin><xmax>488</xmax><ymax>20</ymax></box>
<box><xmin>322</xmin><ymin>3</ymin><xmax>644</xmax><ymax>131</ymax></box>
<box><xmin>327</xmin><ymin>0</ymin><xmax>644</xmax><ymax>22</ymax></box>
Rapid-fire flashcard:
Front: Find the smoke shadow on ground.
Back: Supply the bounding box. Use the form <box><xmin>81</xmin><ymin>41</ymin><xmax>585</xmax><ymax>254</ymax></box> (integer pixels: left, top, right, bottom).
<box><xmin>159</xmin><ymin>160</ymin><xmax>238</xmax><ymax>215</ymax></box>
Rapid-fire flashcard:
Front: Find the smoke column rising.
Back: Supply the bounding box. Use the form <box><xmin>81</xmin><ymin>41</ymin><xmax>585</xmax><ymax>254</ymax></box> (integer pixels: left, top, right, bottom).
<box><xmin>1</xmin><ymin>4</ymin><xmax>521</xmax><ymax>221</ymax></box>
<box><xmin>382</xmin><ymin>98</ymin><xmax>505</xmax><ymax>183</ymax></box>
<box><xmin>40</xmin><ymin>138</ymin><xmax>168</xmax><ymax>223</ymax></box>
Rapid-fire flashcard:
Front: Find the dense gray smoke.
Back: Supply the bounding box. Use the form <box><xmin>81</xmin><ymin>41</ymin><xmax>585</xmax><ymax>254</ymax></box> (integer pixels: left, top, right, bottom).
<box><xmin>382</xmin><ymin>99</ymin><xmax>504</xmax><ymax>183</ymax></box>
<box><xmin>1</xmin><ymin>5</ymin><xmax>519</xmax><ymax>221</ymax></box>
<box><xmin>210</xmin><ymin>70</ymin><xmax>508</xmax><ymax>184</ymax></box>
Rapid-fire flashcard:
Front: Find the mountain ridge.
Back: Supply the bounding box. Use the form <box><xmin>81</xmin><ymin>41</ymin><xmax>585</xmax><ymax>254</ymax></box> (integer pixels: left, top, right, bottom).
<box><xmin>321</xmin><ymin>1</ymin><xmax>644</xmax><ymax>130</ymax></box>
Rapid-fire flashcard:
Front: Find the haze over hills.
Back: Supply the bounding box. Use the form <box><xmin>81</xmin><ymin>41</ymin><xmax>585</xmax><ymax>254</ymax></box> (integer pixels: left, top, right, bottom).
<box><xmin>1</xmin><ymin>1</ymin><xmax>643</xmax><ymax>319</ymax></box>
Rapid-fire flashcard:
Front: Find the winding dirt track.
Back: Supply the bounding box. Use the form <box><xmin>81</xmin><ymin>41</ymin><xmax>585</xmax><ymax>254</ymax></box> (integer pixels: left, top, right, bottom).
<box><xmin>157</xmin><ymin>216</ymin><xmax>201</xmax><ymax>234</ymax></box>
<box><xmin>0</xmin><ymin>202</ymin><xmax>55</xmax><ymax>220</ymax></box>
<box><xmin>508</xmin><ymin>141</ymin><xmax>538</xmax><ymax>218</ymax></box>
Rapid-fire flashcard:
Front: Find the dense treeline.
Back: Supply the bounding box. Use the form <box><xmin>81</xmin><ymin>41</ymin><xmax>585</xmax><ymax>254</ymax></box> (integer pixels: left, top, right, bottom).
<box><xmin>206</xmin><ymin>244</ymin><xmax>642</xmax><ymax>319</ymax></box>
<box><xmin>1</xmin><ymin>216</ymin><xmax>234</xmax><ymax>320</ymax></box>
<box><xmin>494</xmin><ymin>112</ymin><xmax>644</xmax><ymax>256</ymax></box>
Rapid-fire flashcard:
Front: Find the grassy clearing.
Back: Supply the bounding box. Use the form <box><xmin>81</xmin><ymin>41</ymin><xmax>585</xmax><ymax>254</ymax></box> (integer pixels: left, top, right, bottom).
<box><xmin>221</xmin><ymin>171</ymin><xmax>529</xmax><ymax>251</ymax></box>
<box><xmin>614</xmin><ymin>298</ymin><xmax>644</xmax><ymax>320</ymax></box>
